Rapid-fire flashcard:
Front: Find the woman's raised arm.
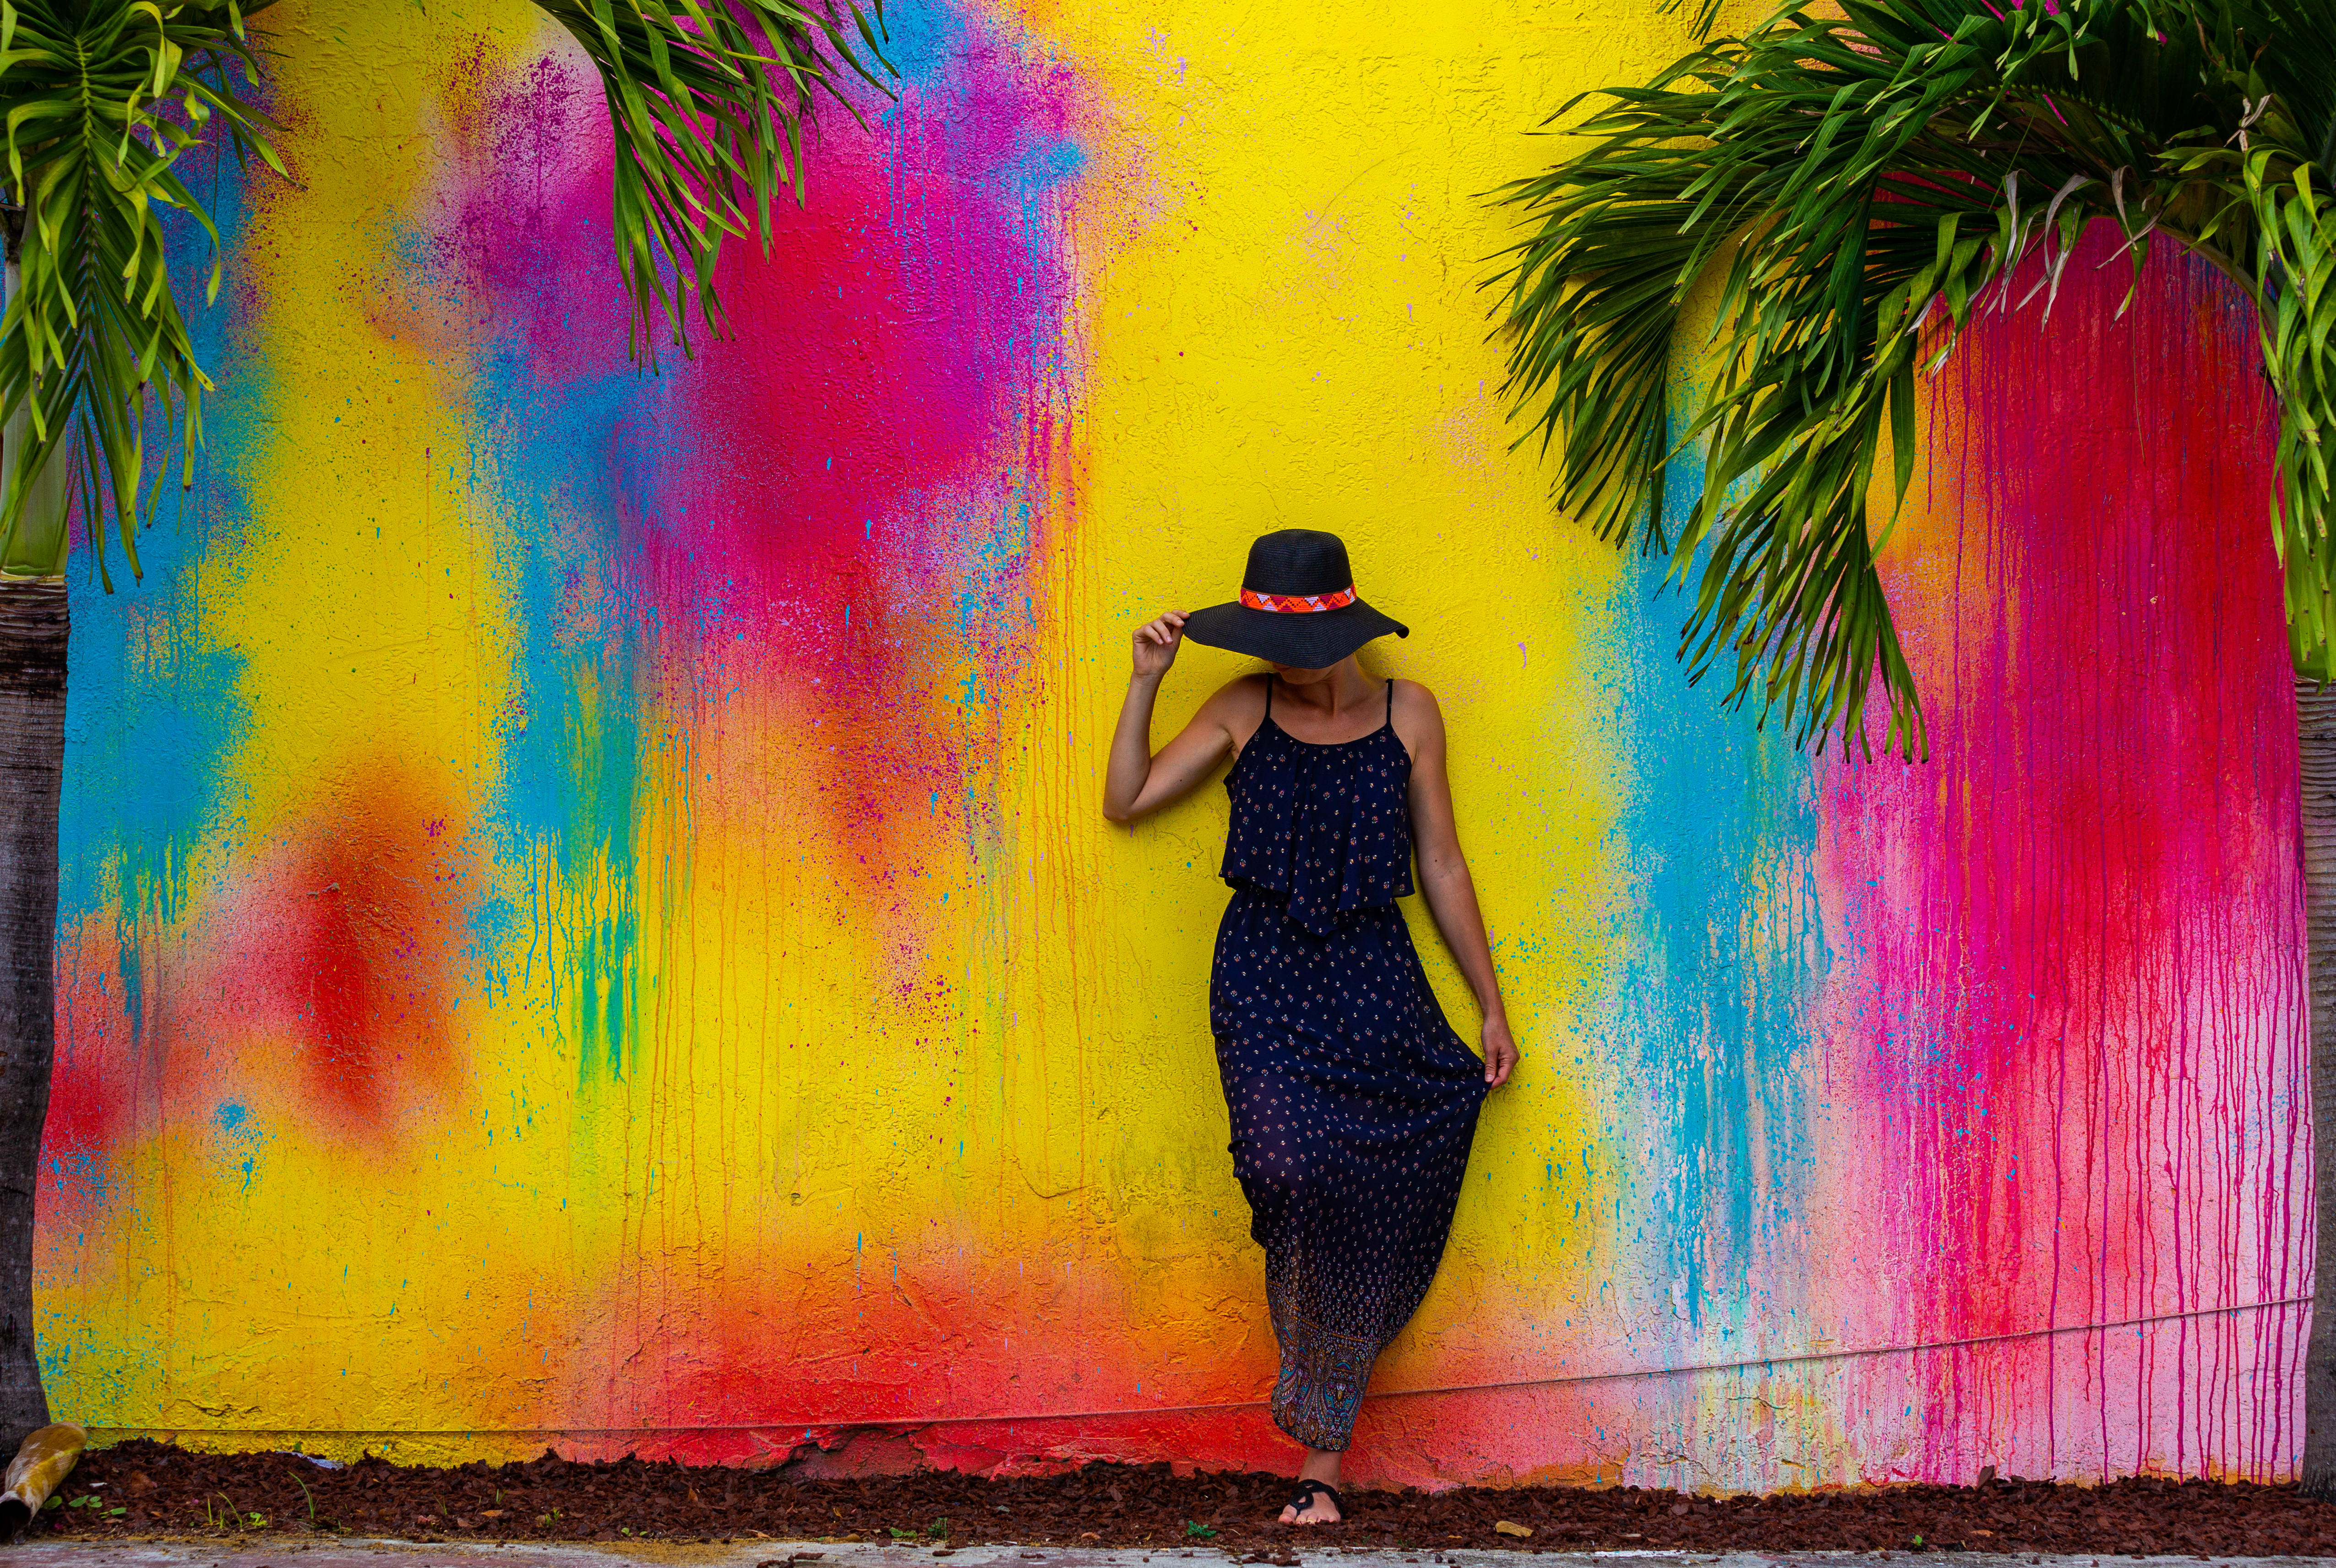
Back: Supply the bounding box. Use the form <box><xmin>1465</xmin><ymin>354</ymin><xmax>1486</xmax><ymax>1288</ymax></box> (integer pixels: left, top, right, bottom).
<box><xmin>1104</xmin><ymin>611</ymin><xmax>1246</xmax><ymax>823</ymax></box>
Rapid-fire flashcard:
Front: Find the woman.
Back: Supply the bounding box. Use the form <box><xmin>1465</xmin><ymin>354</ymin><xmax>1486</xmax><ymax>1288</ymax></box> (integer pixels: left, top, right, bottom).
<box><xmin>1103</xmin><ymin>528</ymin><xmax>1519</xmax><ymax>1527</ymax></box>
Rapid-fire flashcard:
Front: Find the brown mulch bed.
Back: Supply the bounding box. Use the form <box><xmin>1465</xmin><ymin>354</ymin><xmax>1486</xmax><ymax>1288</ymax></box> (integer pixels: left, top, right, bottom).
<box><xmin>27</xmin><ymin>1440</ymin><xmax>2336</xmax><ymax>1555</ymax></box>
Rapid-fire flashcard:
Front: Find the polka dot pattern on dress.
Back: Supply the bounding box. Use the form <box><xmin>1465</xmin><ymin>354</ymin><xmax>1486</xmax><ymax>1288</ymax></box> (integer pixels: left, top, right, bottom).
<box><xmin>1208</xmin><ymin>676</ymin><xmax>1488</xmax><ymax>1453</ymax></box>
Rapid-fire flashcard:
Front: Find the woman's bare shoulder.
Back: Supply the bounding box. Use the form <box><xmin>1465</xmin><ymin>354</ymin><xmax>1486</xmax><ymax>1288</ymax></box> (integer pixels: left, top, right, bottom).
<box><xmin>1389</xmin><ymin>678</ymin><xmax>1445</xmax><ymax>720</ymax></box>
<box><xmin>1388</xmin><ymin>678</ymin><xmax>1446</xmax><ymax>760</ymax></box>
<box><xmin>1197</xmin><ymin>670</ymin><xmax>1270</xmax><ymax>715</ymax></box>
<box><xmin>1206</xmin><ymin>671</ymin><xmax>1271</xmax><ymax>748</ymax></box>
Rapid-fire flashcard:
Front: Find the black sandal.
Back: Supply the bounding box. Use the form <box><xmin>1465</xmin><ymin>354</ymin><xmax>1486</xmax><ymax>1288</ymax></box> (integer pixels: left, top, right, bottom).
<box><xmin>1281</xmin><ymin>1479</ymin><xmax>1345</xmax><ymax>1525</ymax></box>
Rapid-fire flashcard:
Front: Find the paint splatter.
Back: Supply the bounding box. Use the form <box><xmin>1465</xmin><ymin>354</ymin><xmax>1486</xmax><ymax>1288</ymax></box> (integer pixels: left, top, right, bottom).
<box><xmin>27</xmin><ymin>0</ymin><xmax>2306</xmax><ymax>1494</ymax></box>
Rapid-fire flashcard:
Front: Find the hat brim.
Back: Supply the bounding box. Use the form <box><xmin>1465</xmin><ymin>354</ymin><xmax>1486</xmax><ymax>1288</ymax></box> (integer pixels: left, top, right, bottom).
<box><xmin>1179</xmin><ymin>599</ymin><xmax>1408</xmax><ymax>667</ymax></box>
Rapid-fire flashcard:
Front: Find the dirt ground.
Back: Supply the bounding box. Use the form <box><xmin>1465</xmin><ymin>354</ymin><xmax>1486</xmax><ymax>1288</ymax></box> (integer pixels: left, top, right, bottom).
<box><xmin>28</xmin><ymin>1441</ymin><xmax>2336</xmax><ymax>1557</ymax></box>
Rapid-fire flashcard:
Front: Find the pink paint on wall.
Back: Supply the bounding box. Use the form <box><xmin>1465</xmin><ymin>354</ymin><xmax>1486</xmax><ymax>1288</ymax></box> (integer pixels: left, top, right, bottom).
<box><xmin>1814</xmin><ymin>236</ymin><xmax>2305</xmax><ymax>1480</ymax></box>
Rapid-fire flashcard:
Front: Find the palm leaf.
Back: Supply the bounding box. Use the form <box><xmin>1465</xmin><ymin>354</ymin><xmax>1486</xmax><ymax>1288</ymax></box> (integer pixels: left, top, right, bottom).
<box><xmin>532</xmin><ymin>0</ymin><xmax>892</xmax><ymax>362</ymax></box>
<box><xmin>0</xmin><ymin>0</ymin><xmax>889</xmax><ymax>585</ymax></box>
<box><xmin>1491</xmin><ymin>0</ymin><xmax>2336</xmax><ymax>757</ymax></box>
<box><xmin>0</xmin><ymin>0</ymin><xmax>281</xmax><ymax>583</ymax></box>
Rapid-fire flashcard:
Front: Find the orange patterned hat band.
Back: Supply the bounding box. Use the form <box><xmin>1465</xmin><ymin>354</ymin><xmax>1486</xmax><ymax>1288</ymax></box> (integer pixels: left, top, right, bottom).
<box><xmin>1240</xmin><ymin>585</ymin><xmax>1357</xmax><ymax>614</ymax></box>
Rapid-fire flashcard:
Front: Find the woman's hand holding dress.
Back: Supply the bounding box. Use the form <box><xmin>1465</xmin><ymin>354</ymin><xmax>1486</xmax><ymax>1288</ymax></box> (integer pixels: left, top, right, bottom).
<box><xmin>1479</xmin><ymin>1014</ymin><xmax>1519</xmax><ymax>1087</ymax></box>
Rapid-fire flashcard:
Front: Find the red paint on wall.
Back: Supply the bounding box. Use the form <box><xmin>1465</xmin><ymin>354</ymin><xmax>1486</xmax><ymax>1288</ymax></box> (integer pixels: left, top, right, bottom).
<box><xmin>215</xmin><ymin>761</ymin><xmax>478</xmax><ymax>1135</ymax></box>
<box><xmin>43</xmin><ymin>930</ymin><xmax>136</xmax><ymax>1160</ymax></box>
<box><xmin>40</xmin><ymin>762</ymin><xmax>479</xmax><ymax>1188</ymax></box>
<box><xmin>280</xmin><ymin>842</ymin><xmax>447</xmax><ymax>1123</ymax></box>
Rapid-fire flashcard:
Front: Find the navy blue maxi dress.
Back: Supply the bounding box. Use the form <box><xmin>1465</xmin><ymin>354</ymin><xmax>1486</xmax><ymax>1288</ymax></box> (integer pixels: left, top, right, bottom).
<box><xmin>1211</xmin><ymin>676</ymin><xmax>1487</xmax><ymax>1452</ymax></box>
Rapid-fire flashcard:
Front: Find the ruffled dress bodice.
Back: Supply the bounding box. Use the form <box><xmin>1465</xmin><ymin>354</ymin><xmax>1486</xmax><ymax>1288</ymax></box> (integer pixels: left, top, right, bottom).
<box><xmin>1221</xmin><ymin>689</ymin><xmax>1414</xmax><ymax>934</ymax></box>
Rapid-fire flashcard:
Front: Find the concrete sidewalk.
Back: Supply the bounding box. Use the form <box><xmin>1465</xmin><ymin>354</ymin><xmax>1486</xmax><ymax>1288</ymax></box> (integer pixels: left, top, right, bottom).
<box><xmin>2</xmin><ymin>1540</ymin><xmax>2323</xmax><ymax>1568</ymax></box>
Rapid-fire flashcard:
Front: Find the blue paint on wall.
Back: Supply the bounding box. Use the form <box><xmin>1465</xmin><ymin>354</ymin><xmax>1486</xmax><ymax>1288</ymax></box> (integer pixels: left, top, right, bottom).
<box><xmin>58</xmin><ymin>175</ymin><xmax>260</xmax><ymax>1047</ymax></box>
<box><xmin>1588</xmin><ymin>461</ymin><xmax>1828</xmax><ymax>1349</ymax></box>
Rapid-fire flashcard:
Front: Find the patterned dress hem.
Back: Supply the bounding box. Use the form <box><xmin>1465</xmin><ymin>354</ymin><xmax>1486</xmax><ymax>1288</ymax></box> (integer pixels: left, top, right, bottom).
<box><xmin>1268</xmin><ymin>1308</ymin><xmax>1381</xmax><ymax>1452</ymax></box>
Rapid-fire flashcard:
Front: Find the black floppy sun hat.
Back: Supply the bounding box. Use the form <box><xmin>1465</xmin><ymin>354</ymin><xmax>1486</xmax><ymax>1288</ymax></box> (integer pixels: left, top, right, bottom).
<box><xmin>1180</xmin><ymin>529</ymin><xmax>1408</xmax><ymax>667</ymax></box>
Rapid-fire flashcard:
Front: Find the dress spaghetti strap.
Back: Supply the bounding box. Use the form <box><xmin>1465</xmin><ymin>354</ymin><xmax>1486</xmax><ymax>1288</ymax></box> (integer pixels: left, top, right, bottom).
<box><xmin>1265</xmin><ymin>674</ymin><xmax>1275</xmax><ymax>721</ymax></box>
<box><xmin>1384</xmin><ymin>678</ymin><xmax>1394</xmax><ymax>725</ymax></box>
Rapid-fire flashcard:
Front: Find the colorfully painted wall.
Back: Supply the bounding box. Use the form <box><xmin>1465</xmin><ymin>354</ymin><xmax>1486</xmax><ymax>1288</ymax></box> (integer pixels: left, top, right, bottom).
<box><xmin>35</xmin><ymin>0</ymin><xmax>2306</xmax><ymax>1493</ymax></box>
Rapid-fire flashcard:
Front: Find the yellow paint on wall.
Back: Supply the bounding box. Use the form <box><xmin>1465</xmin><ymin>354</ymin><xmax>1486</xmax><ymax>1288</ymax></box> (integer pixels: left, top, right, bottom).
<box><xmin>41</xmin><ymin>0</ymin><xmax>1810</xmax><ymax>1485</ymax></box>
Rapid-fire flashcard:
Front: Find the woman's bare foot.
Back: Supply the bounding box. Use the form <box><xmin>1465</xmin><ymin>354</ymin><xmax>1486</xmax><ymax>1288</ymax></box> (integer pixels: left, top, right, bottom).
<box><xmin>1277</xmin><ymin>1452</ymin><xmax>1343</xmax><ymax>1525</ymax></box>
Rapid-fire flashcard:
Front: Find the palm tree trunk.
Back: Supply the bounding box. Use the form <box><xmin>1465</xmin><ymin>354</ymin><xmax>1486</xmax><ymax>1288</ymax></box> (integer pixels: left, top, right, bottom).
<box><xmin>2298</xmin><ymin>680</ymin><xmax>2336</xmax><ymax>1494</ymax></box>
<box><xmin>0</xmin><ymin>574</ymin><xmax>60</xmax><ymax>1454</ymax></box>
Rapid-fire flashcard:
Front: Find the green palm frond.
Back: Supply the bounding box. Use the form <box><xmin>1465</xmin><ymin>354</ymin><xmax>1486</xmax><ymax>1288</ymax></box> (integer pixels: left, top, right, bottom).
<box><xmin>1492</xmin><ymin>0</ymin><xmax>2336</xmax><ymax>759</ymax></box>
<box><xmin>0</xmin><ymin>0</ymin><xmax>283</xmax><ymax>583</ymax></box>
<box><xmin>0</xmin><ymin>0</ymin><xmax>889</xmax><ymax>585</ymax></box>
<box><xmin>532</xmin><ymin>0</ymin><xmax>892</xmax><ymax>362</ymax></box>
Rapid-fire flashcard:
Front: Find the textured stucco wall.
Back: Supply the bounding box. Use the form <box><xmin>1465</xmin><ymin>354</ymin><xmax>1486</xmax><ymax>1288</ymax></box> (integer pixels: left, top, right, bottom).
<box><xmin>34</xmin><ymin>0</ymin><xmax>2306</xmax><ymax>1492</ymax></box>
